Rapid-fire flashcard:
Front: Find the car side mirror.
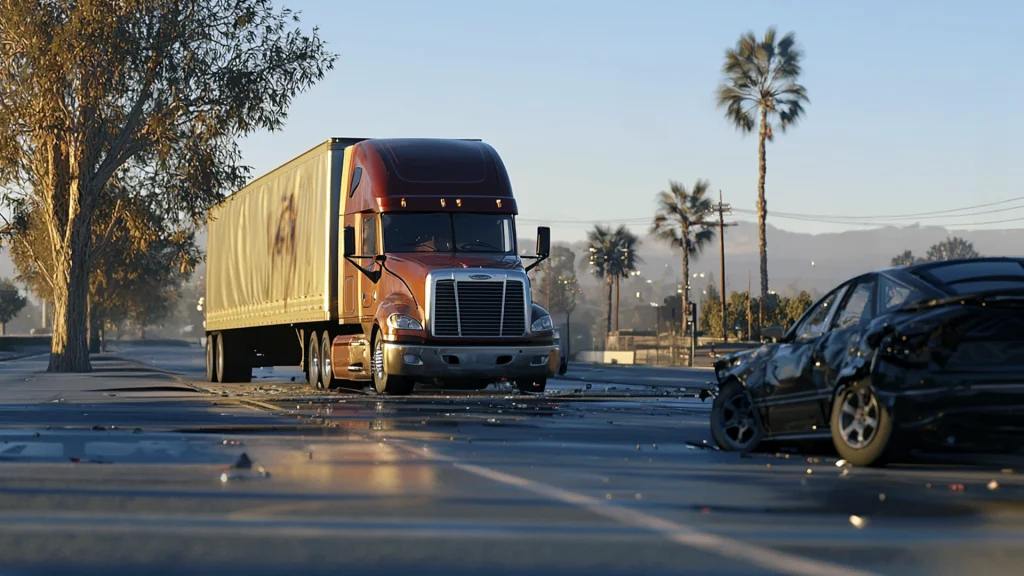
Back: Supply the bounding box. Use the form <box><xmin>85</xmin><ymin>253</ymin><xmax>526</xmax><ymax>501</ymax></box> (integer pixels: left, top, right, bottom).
<box><xmin>536</xmin><ymin>226</ymin><xmax>550</xmax><ymax>258</ymax></box>
<box><xmin>343</xmin><ymin>225</ymin><xmax>356</xmax><ymax>258</ymax></box>
<box><xmin>762</xmin><ymin>325</ymin><xmax>784</xmax><ymax>343</ymax></box>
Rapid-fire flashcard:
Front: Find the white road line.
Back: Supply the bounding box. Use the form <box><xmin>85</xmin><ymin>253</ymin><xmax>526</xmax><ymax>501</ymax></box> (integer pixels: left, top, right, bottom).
<box><xmin>392</xmin><ymin>441</ymin><xmax>880</xmax><ymax>576</ymax></box>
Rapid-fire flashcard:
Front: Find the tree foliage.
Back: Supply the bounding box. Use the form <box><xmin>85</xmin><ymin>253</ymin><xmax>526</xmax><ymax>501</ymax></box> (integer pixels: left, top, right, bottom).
<box><xmin>717</xmin><ymin>27</ymin><xmax>809</xmax><ymax>326</ymax></box>
<box><xmin>925</xmin><ymin>236</ymin><xmax>981</xmax><ymax>261</ymax></box>
<box><xmin>534</xmin><ymin>245</ymin><xmax>580</xmax><ymax>322</ymax></box>
<box><xmin>0</xmin><ymin>0</ymin><xmax>336</xmax><ymax>371</ymax></box>
<box><xmin>650</xmin><ymin>179</ymin><xmax>716</xmax><ymax>315</ymax></box>
<box><xmin>699</xmin><ymin>290</ymin><xmax>812</xmax><ymax>340</ymax></box>
<box><xmin>587</xmin><ymin>225</ymin><xmax>642</xmax><ymax>334</ymax></box>
<box><xmin>890</xmin><ymin>237</ymin><xmax>982</xmax><ymax>267</ymax></box>
<box><xmin>0</xmin><ymin>278</ymin><xmax>27</xmax><ymax>333</ymax></box>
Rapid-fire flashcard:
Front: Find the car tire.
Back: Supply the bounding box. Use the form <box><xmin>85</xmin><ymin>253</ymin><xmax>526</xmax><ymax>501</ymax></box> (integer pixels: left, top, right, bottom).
<box><xmin>559</xmin><ymin>356</ymin><xmax>568</xmax><ymax>375</ymax></box>
<box><xmin>710</xmin><ymin>380</ymin><xmax>764</xmax><ymax>452</ymax></box>
<box><xmin>517</xmin><ymin>377</ymin><xmax>547</xmax><ymax>394</ymax></box>
<box><xmin>320</xmin><ymin>330</ymin><xmax>337</xmax><ymax>390</ymax></box>
<box><xmin>371</xmin><ymin>334</ymin><xmax>414</xmax><ymax>395</ymax></box>
<box><xmin>830</xmin><ymin>380</ymin><xmax>898</xmax><ymax>467</ymax></box>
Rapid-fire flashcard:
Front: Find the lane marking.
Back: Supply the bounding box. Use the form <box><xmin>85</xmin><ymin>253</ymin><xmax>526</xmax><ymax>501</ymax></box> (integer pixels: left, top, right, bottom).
<box><xmin>392</xmin><ymin>441</ymin><xmax>879</xmax><ymax>576</ymax></box>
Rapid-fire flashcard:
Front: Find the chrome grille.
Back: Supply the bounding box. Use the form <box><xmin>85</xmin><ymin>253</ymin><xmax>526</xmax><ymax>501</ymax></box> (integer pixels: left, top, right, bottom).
<box><xmin>432</xmin><ymin>278</ymin><xmax>527</xmax><ymax>337</ymax></box>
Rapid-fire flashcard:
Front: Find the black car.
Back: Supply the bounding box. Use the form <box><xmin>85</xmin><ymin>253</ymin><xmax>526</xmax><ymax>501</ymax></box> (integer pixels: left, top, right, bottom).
<box><xmin>710</xmin><ymin>257</ymin><xmax>1024</xmax><ymax>466</ymax></box>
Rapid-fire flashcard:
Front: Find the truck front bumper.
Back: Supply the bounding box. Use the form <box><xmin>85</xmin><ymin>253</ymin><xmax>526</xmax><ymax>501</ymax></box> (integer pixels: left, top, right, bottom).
<box><xmin>383</xmin><ymin>343</ymin><xmax>560</xmax><ymax>380</ymax></box>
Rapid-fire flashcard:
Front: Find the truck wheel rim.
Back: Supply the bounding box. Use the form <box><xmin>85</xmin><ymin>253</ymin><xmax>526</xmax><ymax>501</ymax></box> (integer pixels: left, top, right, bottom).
<box><xmin>373</xmin><ymin>340</ymin><xmax>385</xmax><ymax>382</ymax></box>
<box><xmin>321</xmin><ymin>337</ymin><xmax>332</xmax><ymax>385</ymax></box>
<box><xmin>838</xmin><ymin>388</ymin><xmax>879</xmax><ymax>449</ymax></box>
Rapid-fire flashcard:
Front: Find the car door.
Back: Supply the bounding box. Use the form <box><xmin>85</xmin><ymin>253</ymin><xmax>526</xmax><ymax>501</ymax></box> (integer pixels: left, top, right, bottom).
<box><xmin>761</xmin><ymin>285</ymin><xmax>847</xmax><ymax>434</ymax></box>
<box><xmin>815</xmin><ymin>276</ymin><xmax>878</xmax><ymax>391</ymax></box>
<box><xmin>358</xmin><ymin>213</ymin><xmax>380</xmax><ymax>321</ymax></box>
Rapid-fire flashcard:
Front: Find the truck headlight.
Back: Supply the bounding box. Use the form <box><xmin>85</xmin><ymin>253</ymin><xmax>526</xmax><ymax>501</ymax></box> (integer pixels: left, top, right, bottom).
<box><xmin>531</xmin><ymin>315</ymin><xmax>553</xmax><ymax>332</ymax></box>
<box><xmin>387</xmin><ymin>314</ymin><xmax>423</xmax><ymax>331</ymax></box>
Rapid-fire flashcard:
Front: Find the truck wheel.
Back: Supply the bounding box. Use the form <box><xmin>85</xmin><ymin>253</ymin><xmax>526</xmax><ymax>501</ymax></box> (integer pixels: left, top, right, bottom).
<box><xmin>308</xmin><ymin>331</ymin><xmax>322</xmax><ymax>389</ymax></box>
<box><xmin>205</xmin><ymin>334</ymin><xmax>217</xmax><ymax>382</ymax></box>
<box><xmin>517</xmin><ymin>377</ymin><xmax>547</xmax><ymax>394</ymax></box>
<box><xmin>320</xmin><ymin>331</ymin><xmax>337</xmax><ymax>389</ymax></box>
<box><xmin>371</xmin><ymin>335</ymin><xmax>414</xmax><ymax>395</ymax></box>
<box><xmin>216</xmin><ymin>332</ymin><xmax>251</xmax><ymax>383</ymax></box>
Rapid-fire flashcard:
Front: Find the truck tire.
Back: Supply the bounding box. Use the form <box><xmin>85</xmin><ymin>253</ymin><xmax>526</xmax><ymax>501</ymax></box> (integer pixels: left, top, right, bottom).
<box><xmin>308</xmin><ymin>331</ymin><xmax>322</xmax><ymax>389</ymax></box>
<box><xmin>371</xmin><ymin>335</ymin><xmax>414</xmax><ymax>395</ymax></box>
<box><xmin>517</xmin><ymin>377</ymin><xmax>547</xmax><ymax>394</ymax></box>
<box><xmin>205</xmin><ymin>334</ymin><xmax>217</xmax><ymax>382</ymax></box>
<box><xmin>320</xmin><ymin>330</ymin><xmax>337</xmax><ymax>389</ymax></box>
<box><xmin>216</xmin><ymin>331</ymin><xmax>252</xmax><ymax>383</ymax></box>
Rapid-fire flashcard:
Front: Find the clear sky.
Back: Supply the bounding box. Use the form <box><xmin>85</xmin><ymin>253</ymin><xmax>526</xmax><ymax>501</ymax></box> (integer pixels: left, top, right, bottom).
<box><xmin>238</xmin><ymin>0</ymin><xmax>1024</xmax><ymax>242</ymax></box>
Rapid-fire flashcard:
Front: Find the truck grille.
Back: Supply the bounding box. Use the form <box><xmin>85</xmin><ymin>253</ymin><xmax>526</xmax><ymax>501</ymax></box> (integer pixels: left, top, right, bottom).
<box><xmin>432</xmin><ymin>279</ymin><xmax>526</xmax><ymax>337</ymax></box>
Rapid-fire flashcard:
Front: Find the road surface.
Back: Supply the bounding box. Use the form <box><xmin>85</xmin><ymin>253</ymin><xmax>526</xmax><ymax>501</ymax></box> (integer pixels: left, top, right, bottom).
<box><xmin>0</xmin><ymin>342</ymin><xmax>1020</xmax><ymax>576</ymax></box>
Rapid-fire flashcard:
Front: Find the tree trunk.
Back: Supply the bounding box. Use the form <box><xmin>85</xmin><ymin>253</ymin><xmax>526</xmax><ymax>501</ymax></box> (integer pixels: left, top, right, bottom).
<box><xmin>613</xmin><ymin>275</ymin><xmax>620</xmax><ymax>332</ymax></box>
<box><xmin>605</xmin><ymin>278</ymin><xmax>613</xmax><ymax>337</ymax></box>
<box><xmin>48</xmin><ymin>212</ymin><xmax>93</xmax><ymax>373</ymax></box>
<box><xmin>0</xmin><ymin>323</ymin><xmax>5</xmax><ymax>336</ymax></box>
<box><xmin>565</xmin><ymin>310</ymin><xmax>572</xmax><ymax>360</ymax></box>
<box><xmin>756</xmin><ymin>107</ymin><xmax>770</xmax><ymax>334</ymax></box>
<box><xmin>88</xmin><ymin>304</ymin><xmax>102</xmax><ymax>355</ymax></box>
<box><xmin>681</xmin><ymin>243</ymin><xmax>689</xmax><ymax>340</ymax></box>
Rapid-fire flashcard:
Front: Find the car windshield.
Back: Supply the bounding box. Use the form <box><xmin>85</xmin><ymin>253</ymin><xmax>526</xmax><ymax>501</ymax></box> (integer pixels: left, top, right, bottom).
<box><xmin>381</xmin><ymin>213</ymin><xmax>516</xmax><ymax>254</ymax></box>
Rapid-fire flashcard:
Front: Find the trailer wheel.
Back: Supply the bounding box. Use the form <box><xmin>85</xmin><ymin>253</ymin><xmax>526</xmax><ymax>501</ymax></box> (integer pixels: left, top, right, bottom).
<box><xmin>320</xmin><ymin>330</ymin><xmax>337</xmax><ymax>389</ymax></box>
<box><xmin>371</xmin><ymin>334</ymin><xmax>414</xmax><ymax>395</ymax></box>
<box><xmin>216</xmin><ymin>331</ymin><xmax>251</xmax><ymax>383</ymax></box>
<box><xmin>308</xmin><ymin>331</ymin><xmax>322</xmax><ymax>389</ymax></box>
<box><xmin>205</xmin><ymin>334</ymin><xmax>217</xmax><ymax>382</ymax></box>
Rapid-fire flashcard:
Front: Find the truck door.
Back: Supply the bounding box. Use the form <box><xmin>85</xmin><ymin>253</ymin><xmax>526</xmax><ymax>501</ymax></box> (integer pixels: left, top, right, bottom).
<box><xmin>359</xmin><ymin>213</ymin><xmax>379</xmax><ymax>319</ymax></box>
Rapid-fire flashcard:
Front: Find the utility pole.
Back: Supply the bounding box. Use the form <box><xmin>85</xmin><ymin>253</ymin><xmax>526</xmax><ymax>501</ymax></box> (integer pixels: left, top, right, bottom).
<box><xmin>707</xmin><ymin>191</ymin><xmax>736</xmax><ymax>343</ymax></box>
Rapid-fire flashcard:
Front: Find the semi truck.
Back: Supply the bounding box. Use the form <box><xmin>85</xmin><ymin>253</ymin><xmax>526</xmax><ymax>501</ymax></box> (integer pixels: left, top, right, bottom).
<box><xmin>204</xmin><ymin>137</ymin><xmax>560</xmax><ymax>395</ymax></box>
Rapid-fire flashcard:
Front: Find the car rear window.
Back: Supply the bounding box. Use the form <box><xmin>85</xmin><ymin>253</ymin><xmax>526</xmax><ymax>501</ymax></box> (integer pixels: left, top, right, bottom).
<box><xmin>918</xmin><ymin>260</ymin><xmax>1024</xmax><ymax>295</ymax></box>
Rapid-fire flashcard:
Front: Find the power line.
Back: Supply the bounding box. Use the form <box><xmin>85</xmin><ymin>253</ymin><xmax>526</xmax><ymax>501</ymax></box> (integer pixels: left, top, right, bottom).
<box><xmin>518</xmin><ymin>195</ymin><xmax>1024</xmax><ymax>227</ymax></box>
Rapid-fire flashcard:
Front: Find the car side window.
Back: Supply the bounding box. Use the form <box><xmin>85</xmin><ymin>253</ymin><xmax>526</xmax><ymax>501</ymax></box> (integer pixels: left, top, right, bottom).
<box><xmin>832</xmin><ymin>280</ymin><xmax>876</xmax><ymax>330</ymax></box>
<box><xmin>793</xmin><ymin>288</ymin><xmax>843</xmax><ymax>342</ymax></box>
<box><xmin>878</xmin><ymin>276</ymin><xmax>921</xmax><ymax>312</ymax></box>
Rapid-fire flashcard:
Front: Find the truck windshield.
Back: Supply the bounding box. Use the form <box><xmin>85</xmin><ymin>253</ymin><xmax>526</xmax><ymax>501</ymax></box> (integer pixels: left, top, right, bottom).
<box><xmin>381</xmin><ymin>213</ymin><xmax>516</xmax><ymax>254</ymax></box>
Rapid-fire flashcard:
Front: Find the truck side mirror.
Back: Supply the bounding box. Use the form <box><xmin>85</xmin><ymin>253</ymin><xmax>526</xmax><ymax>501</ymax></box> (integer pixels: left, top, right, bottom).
<box><xmin>535</xmin><ymin>226</ymin><xmax>550</xmax><ymax>258</ymax></box>
<box><xmin>343</xmin><ymin>225</ymin><xmax>356</xmax><ymax>258</ymax></box>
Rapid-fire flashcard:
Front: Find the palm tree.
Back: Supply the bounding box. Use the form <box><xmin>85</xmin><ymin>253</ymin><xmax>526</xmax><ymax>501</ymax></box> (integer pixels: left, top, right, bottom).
<box><xmin>716</xmin><ymin>27</ymin><xmax>809</xmax><ymax>328</ymax></box>
<box><xmin>650</xmin><ymin>179</ymin><xmax>716</xmax><ymax>335</ymax></box>
<box><xmin>587</xmin><ymin>225</ymin><xmax>641</xmax><ymax>336</ymax></box>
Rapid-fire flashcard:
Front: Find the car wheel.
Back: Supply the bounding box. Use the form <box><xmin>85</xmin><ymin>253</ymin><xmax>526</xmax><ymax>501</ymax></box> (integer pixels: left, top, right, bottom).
<box><xmin>830</xmin><ymin>380</ymin><xmax>898</xmax><ymax>467</ymax></box>
<box><xmin>517</xmin><ymin>377</ymin><xmax>547</xmax><ymax>394</ymax></box>
<box><xmin>710</xmin><ymin>380</ymin><xmax>763</xmax><ymax>452</ymax></box>
<box><xmin>371</xmin><ymin>334</ymin><xmax>414</xmax><ymax>395</ymax></box>
<box><xmin>308</xmin><ymin>331</ymin><xmax>322</xmax><ymax>389</ymax></box>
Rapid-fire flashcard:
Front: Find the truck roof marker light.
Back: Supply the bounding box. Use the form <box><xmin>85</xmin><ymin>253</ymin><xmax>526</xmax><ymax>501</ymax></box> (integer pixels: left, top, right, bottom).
<box><xmin>456</xmin><ymin>199</ymin><xmax>462</xmax><ymax>207</ymax></box>
<box><xmin>496</xmin><ymin>199</ymin><xmax>502</xmax><ymax>208</ymax></box>
<box><xmin>440</xmin><ymin>199</ymin><xmax>446</xmax><ymax>207</ymax></box>
<box><xmin>401</xmin><ymin>198</ymin><xmax>406</xmax><ymax>208</ymax></box>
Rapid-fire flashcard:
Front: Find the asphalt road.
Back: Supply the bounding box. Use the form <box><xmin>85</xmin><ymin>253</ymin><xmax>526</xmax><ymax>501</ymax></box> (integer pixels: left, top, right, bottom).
<box><xmin>0</xmin><ymin>342</ymin><xmax>1021</xmax><ymax>576</ymax></box>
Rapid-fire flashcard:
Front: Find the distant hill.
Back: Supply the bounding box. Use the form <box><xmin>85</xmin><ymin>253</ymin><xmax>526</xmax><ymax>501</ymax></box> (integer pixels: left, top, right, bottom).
<box><xmin>3</xmin><ymin>222</ymin><xmax>1021</xmax><ymax>302</ymax></box>
<box><xmin>521</xmin><ymin>222</ymin><xmax>1024</xmax><ymax>298</ymax></box>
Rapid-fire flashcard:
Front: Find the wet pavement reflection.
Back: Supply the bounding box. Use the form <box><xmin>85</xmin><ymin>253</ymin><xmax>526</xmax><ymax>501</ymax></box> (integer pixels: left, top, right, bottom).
<box><xmin>0</xmin><ymin>344</ymin><xmax>1020</xmax><ymax>576</ymax></box>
